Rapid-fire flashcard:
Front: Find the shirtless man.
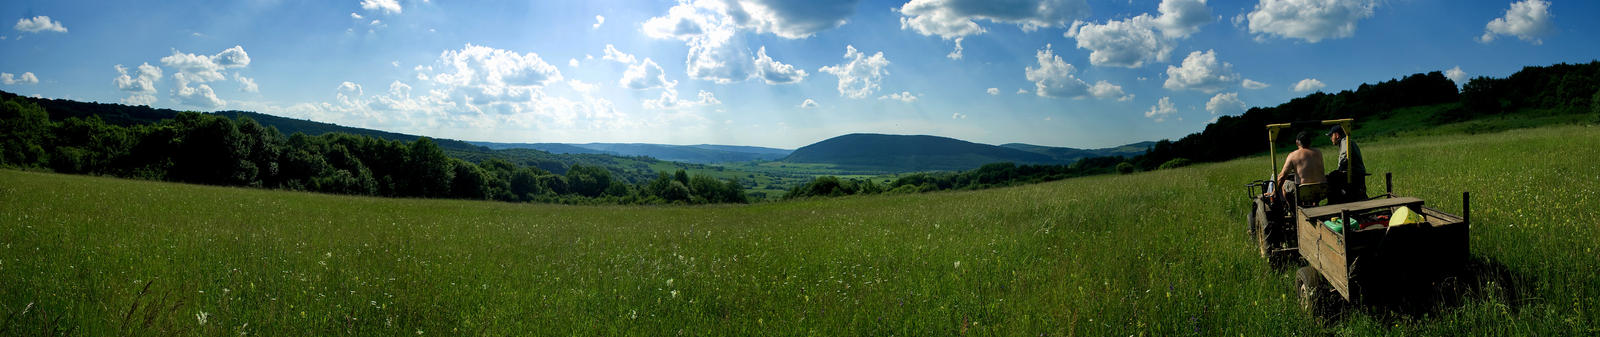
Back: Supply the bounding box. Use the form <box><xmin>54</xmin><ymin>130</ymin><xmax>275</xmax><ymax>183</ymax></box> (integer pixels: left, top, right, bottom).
<box><xmin>1274</xmin><ymin>131</ymin><xmax>1328</xmax><ymax>206</ymax></box>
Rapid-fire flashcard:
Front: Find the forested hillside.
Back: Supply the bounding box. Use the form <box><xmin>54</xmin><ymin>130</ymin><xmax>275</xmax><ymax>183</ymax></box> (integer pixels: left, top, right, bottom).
<box><xmin>0</xmin><ymin>99</ymin><xmax>749</xmax><ymax>205</ymax></box>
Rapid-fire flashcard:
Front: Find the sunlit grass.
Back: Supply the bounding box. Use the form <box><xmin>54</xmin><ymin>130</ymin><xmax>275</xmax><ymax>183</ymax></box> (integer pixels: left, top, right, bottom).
<box><xmin>1</xmin><ymin>125</ymin><xmax>1597</xmax><ymax>335</ymax></box>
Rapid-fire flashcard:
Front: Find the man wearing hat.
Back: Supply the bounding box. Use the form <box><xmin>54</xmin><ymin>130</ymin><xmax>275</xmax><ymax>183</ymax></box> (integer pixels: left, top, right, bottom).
<box><xmin>1326</xmin><ymin>125</ymin><xmax>1366</xmax><ymax>203</ymax></box>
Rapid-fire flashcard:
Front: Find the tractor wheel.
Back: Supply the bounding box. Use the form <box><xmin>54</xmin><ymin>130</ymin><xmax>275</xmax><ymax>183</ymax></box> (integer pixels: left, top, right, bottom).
<box><xmin>1296</xmin><ymin>266</ymin><xmax>1329</xmax><ymax>315</ymax></box>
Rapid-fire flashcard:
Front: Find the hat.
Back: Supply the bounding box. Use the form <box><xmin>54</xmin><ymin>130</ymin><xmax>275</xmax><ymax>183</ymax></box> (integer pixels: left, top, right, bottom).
<box><xmin>1327</xmin><ymin>125</ymin><xmax>1345</xmax><ymax>136</ymax></box>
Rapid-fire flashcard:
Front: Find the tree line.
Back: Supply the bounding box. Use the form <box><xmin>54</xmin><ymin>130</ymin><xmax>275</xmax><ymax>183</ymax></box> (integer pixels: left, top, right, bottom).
<box><xmin>783</xmin><ymin>158</ymin><xmax>1128</xmax><ymax>199</ymax></box>
<box><xmin>0</xmin><ymin>97</ymin><xmax>747</xmax><ymax>205</ymax></box>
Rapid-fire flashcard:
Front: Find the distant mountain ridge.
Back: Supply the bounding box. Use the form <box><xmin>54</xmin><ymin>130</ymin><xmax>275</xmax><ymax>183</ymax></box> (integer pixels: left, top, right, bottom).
<box><xmin>781</xmin><ymin>133</ymin><xmax>1149</xmax><ymax>172</ymax></box>
<box><xmin>471</xmin><ymin>142</ymin><xmax>793</xmax><ymax>164</ymax></box>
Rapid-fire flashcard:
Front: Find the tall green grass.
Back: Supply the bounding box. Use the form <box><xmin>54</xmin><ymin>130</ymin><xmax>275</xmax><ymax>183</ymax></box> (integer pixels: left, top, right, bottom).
<box><xmin>1</xmin><ymin>125</ymin><xmax>1596</xmax><ymax>335</ymax></box>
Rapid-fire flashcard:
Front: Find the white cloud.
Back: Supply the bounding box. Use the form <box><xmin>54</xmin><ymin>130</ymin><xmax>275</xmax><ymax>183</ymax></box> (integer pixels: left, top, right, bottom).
<box><xmin>593</xmin><ymin>15</ymin><xmax>605</xmax><ymax>29</ymax></box>
<box><xmin>986</xmin><ymin>87</ymin><xmax>999</xmax><ymax>95</ymax></box>
<box><xmin>350</xmin><ymin>12</ymin><xmax>363</xmax><ymax>20</ymax></box>
<box><xmin>643</xmin><ymin>0</ymin><xmax>861</xmax><ymax>84</ymax></box>
<box><xmin>1245</xmin><ymin>0</ymin><xmax>1376</xmax><ymax>43</ymax></box>
<box><xmin>161</xmin><ymin>45</ymin><xmax>251</xmax><ymax>86</ymax></box>
<box><xmin>1206</xmin><ymin>92</ymin><xmax>1245</xmax><ymax>115</ymax></box>
<box><xmin>1145</xmin><ymin>96</ymin><xmax>1177</xmax><ymax>122</ymax></box>
<box><xmin>114</xmin><ymin>63</ymin><xmax>162</xmax><ymax>105</ymax></box>
<box><xmin>335</xmin><ymin>81</ymin><xmax>365</xmax><ymax>109</ymax></box>
<box><xmin>430</xmin><ymin>43</ymin><xmax>563</xmax><ymax>100</ymax></box>
<box><xmin>14</xmin><ymin>16</ymin><xmax>67</xmax><ymax>33</ymax></box>
<box><xmin>952</xmin><ymin>112</ymin><xmax>967</xmax><ymax>119</ymax></box>
<box><xmin>157</xmin><ymin>45</ymin><xmax>252</xmax><ymax>108</ymax></box>
<box><xmin>1</xmin><ymin>72</ymin><xmax>39</xmax><ymax>85</ymax></box>
<box><xmin>946</xmin><ymin>38</ymin><xmax>965</xmax><ymax>60</ymax></box>
<box><xmin>176</xmin><ymin>83</ymin><xmax>224</xmax><ymax>108</ymax></box>
<box><xmin>753</xmin><ymin>46</ymin><xmax>808</xmax><ymax>84</ymax></box>
<box><xmin>1065</xmin><ymin>0</ymin><xmax>1212</xmax><ymax>68</ymax></box>
<box><xmin>566</xmin><ymin>79</ymin><xmax>597</xmax><ymax>93</ymax></box>
<box><xmin>878</xmin><ymin>91</ymin><xmax>918</xmax><ymax>103</ymax></box>
<box><xmin>898</xmin><ymin>0</ymin><xmax>1090</xmax><ymax>58</ymax></box>
<box><xmin>721</xmin><ymin>0</ymin><xmax>864</xmax><ymax>39</ymax></box>
<box><xmin>1292</xmin><ymin>78</ymin><xmax>1326</xmax><ymax>92</ymax></box>
<box><xmin>602</xmin><ymin>44</ymin><xmax>637</xmax><ymax>65</ymax></box>
<box><xmin>234</xmin><ymin>73</ymin><xmax>259</xmax><ymax>93</ymax></box>
<box><xmin>568</xmin><ymin>58</ymin><xmax>580</xmax><ymax>68</ymax></box>
<box><xmin>360</xmin><ymin>0</ymin><xmax>402</xmax><ymax>15</ymax></box>
<box><xmin>1016</xmin><ymin>88</ymin><xmax>1029</xmax><ymax>94</ymax></box>
<box><xmin>1444</xmin><ymin>66</ymin><xmax>1467</xmax><ymax>85</ymax></box>
<box><xmin>646</xmin><ymin>88</ymin><xmax>721</xmax><ymax>110</ymax></box>
<box><xmin>1242</xmin><ymin>78</ymin><xmax>1270</xmax><ymax>89</ymax></box>
<box><xmin>1089</xmin><ymin>80</ymin><xmax>1133</xmax><ymax>101</ymax></box>
<box><xmin>898</xmin><ymin>0</ymin><xmax>1091</xmax><ymax>57</ymax></box>
<box><xmin>1163</xmin><ymin>49</ymin><xmax>1237</xmax><ymax>93</ymax></box>
<box><xmin>799</xmin><ymin>98</ymin><xmax>819</xmax><ymax>109</ymax></box>
<box><xmin>620</xmin><ymin>58</ymin><xmax>674</xmax><ymax>90</ymax></box>
<box><xmin>1479</xmin><ymin>0</ymin><xmax>1554</xmax><ymax>45</ymax></box>
<box><xmin>818</xmin><ymin>45</ymin><xmax>890</xmax><ymax>99</ymax></box>
<box><xmin>1155</xmin><ymin>0</ymin><xmax>1213</xmax><ymax>37</ymax></box>
<box><xmin>1025</xmin><ymin>44</ymin><xmax>1087</xmax><ymax>98</ymax></box>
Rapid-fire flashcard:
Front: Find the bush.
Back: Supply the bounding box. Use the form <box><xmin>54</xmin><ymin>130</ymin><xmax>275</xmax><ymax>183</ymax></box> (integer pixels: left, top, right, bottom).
<box><xmin>1116</xmin><ymin>162</ymin><xmax>1135</xmax><ymax>174</ymax></box>
<box><xmin>1158</xmin><ymin>158</ymin><xmax>1192</xmax><ymax>170</ymax></box>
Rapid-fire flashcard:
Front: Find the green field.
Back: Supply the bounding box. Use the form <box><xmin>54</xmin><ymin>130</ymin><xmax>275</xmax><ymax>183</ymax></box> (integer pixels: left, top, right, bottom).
<box><xmin>2</xmin><ymin>125</ymin><xmax>1598</xmax><ymax>335</ymax></box>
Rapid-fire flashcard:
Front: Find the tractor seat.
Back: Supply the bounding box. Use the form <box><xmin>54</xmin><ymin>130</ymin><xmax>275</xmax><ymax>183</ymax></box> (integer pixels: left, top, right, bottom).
<box><xmin>1294</xmin><ymin>183</ymin><xmax>1327</xmax><ymax>207</ymax></box>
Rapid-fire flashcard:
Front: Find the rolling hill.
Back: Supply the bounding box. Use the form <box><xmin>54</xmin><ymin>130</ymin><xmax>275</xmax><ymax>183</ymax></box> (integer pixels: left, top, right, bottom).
<box><xmin>780</xmin><ymin>133</ymin><xmax>1059</xmax><ymax>172</ymax></box>
<box><xmin>780</xmin><ymin>133</ymin><xmax>1154</xmax><ymax>172</ymax></box>
<box><xmin>999</xmin><ymin>141</ymin><xmax>1155</xmax><ymax>164</ymax></box>
<box><xmin>470</xmin><ymin>142</ymin><xmax>792</xmax><ymax>164</ymax></box>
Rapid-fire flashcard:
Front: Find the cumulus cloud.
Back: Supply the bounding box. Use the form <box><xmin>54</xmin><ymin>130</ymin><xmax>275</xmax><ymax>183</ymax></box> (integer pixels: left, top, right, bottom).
<box><xmin>351</xmin><ymin>12</ymin><xmax>363</xmax><ymax>20</ymax></box>
<box><xmin>161</xmin><ymin>45</ymin><xmax>251</xmax><ymax>86</ymax></box>
<box><xmin>818</xmin><ymin>45</ymin><xmax>890</xmax><ymax>99</ymax></box>
<box><xmin>431</xmin><ymin>43</ymin><xmax>563</xmax><ymax>100</ymax></box>
<box><xmin>1025</xmin><ymin>44</ymin><xmax>1088</xmax><ymax>98</ymax></box>
<box><xmin>14</xmin><ymin>16</ymin><xmax>67</xmax><ymax>33</ymax></box>
<box><xmin>986</xmin><ymin>87</ymin><xmax>1000</xmax><ymax>95</ymax></box>
<box><xmin>568</xmin><ymin>58</ymin><xmax>580</xmax><ymax>68</ymax></box>
<box><xmin>176</xmin><ymin>83</ymin><xmax>224</xmax><ymax>108</ymax></box>
<box><xmin>878</xmin><ymin>91</ymin><xmax>918</xmax><ymax>103</ymax></box>
<box><xmin>114</xmin><ymin>63</ymin><xmax>162</xmax><ymax>105</ymax></box>
<box><xmin>1245</xmin><ymin>0</ymin><xmax>1376</xmax><ymax>43</ymax></box>
<box><xmin>898</xmin><ymin>0</ymin><xmax>1090</xmax><ymax>59</ymax></box>
<box><xmin>1292</xmin><ymin>78</ymin><xmax>1326</xmax><ymax>92</ymax></box>
<box><xmin>158</xmin><ymin>45</ymin><xmax>254</xmax><ymax>108</ymax></box>
<box><xmin>898</xmin><ymin>0</ymin><xmax>1091</xmax><ymax>57</ymax></box>
<box><xmin>360</xmin><ymin>0</ymin><xmax>402</xmax><ymax>15</ymax></box>
<box><xmin>1163</xmin><ymin>50</ymin><xmax>1237</xmax><ymax>93</ymax></box>
<box><xmin>1089</xmin><ymin>80</ymin><xmax>1133</xmax><ymax>101</ymax></box>
<box><xmin>1145</xmin><ymin>97</ymin><xmax>1178</xmax><ymax>122</ymax></box>
<box><xmin>754</xmin><ymin>46</ymin><xmax>808</xmax><ymax>84</ymax></box>
<box><xmin>1444</xmin><ymin>66</ymin><xmax>1467</xmax><ymax>86</ymax></box>
<box><xmin>646</xmin><ymin>88</ymin><xmax>721</xmax><ymax>110</ymax></box>
<box><xmin>234</xmin><ymin>73</ymin><xmax>259</xmax><ymax>93</ymax></box>
<box><xmin>620</xmin><ymin>58</ymin><xmax>674</xmax><ymax>90</ymax></box>
<box><xmin>799</xmin><ymin>98</ymin><xmax>818</xmax><ymax>109</ymax></box>
<box><xmin>643</xmin><ymin>0</ymin><xmax>860</xmax><ymax>84</ymax></box>
<box><xmin>1479</xmin><ymin>0</ymin><xmax>1554</xmax><ymax>45</ymax></box>
<box><xmin>602</xmin><ymin>44</ymin><xmax>637</xmax><ymax>64</ymax></box>
<box><xmin>1</xmin><ymin>72</ymin><xmax>39</xmax><ymax>85</ymax></box>
<box><xmin>1206</xmin><ymin>92</ymin><xmax>1245</xmax><ymax>115</ymax></box>
<box><xmin>1242</xmin><ymin>78</ymin><xmax>1270</xmax><ymax>89</ymax></box>
<box><xmin>593</xmin><ymin>15</ymin><xmax>605</xmax><ymax>29</ymax></box>
<box><xmin>952</xmin><ymin>112</ymin><xmax>967</xmax><ymax>119</ymax></box>
<box><xmin>1065</xmin><ymin>0</ymin><xmax>1212</xmax><ymax>68</ymax></box>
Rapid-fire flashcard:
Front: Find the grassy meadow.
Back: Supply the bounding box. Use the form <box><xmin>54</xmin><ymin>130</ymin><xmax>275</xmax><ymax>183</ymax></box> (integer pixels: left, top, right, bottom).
<box><xmin>2</xmin><ymin>125</ymin><xmax>1598</xmax><ymax>335</ymax></box>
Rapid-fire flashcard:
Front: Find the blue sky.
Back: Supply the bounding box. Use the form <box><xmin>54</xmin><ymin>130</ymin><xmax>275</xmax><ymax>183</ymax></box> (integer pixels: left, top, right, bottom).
<box><xmin>1</xmin><ymin>0</ymin><xmax>1594</xmax><ymax>149</ymax></box>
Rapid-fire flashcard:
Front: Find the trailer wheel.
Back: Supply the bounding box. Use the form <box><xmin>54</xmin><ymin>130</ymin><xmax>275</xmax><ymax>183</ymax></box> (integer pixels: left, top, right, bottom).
<box><xmin>1296</xmin><ymin>266</ymin><xmax>1329</xmax><ymax>315</ymax></box>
